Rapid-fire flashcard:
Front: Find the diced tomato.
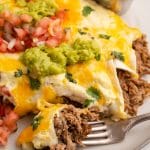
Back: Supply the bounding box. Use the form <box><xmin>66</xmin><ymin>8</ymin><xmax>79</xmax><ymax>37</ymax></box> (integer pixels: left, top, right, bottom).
<box><xmin>0</xmin><ymin>127</ymin><xmax>10</xmax><ymax>145</ymax></box>
<box><xmin>0</xmin><ymin>18</ymin><xmax>4</xmax><ymax>27</ymax></box>
<box><xmin>38</xmin><ymin>17</ymin><xmax>50</xmax><ymax>29</ymax></box>
<box><xmin>0</xmin><ymin>105</ymin><xmax>5</xmax><ymax>117</ymax></box>
<box><xmin>0</xmin><ymin>37</ymin><xmax>3</xmax><ymax>45</ymax></box>
<box><xmin>9</xmin><ymin>15</ymin><xmax>21</xmax><ymax>26</ymax></box>
<box><xmin>24</xmin><ymin>37</ymin><xmax>32</xmax><ymax>48</ymax></box>
<box><xmin>4</xmin><ymin>111</ymin><xmax>18</xmax><ymax>132</ymax></box>
<box><xmin>14</xmin><ymin>39</ymin><xmax>25</xmax><ymax>51</ymax></box>
<box><xmin>34</xmin><ymin>27</ymin><xmax>47</xmax><ymax>37</ymax></box>
<box><xmin>0</xmin><ymin>120</ymin><xmax>3</xmax><ymax>126</ymax></box>
<box><xmin>4</xmin><ymin>22</ymin><xmax>13</xmax><ymax>34</ymax></box>
<box><xmin>0</xmin><ymin>42</ymin><xmax>8</xmax><ymax>52</ymax></box>
<box><xmin>22</xmin><ymin>24</ymin><xmax>31</xmax><ymax>34</ymax></box>
<box><xmin>0</xmin><ymin>105</ymin><xmax>18</xmax><ymax>146</ymax></box>
<box><xmin>14</xmin><ymin>28</ymin><xmax>27</xmax><ymax>40</ymax></box>
<box><xmin>20</xmin><ymin>14</ymin><xmax>32</xmax><ymax>23</ymax></box>
<box><xmin>46</xmin><ymin>37</ymin><xmax>59</xmax><ymax>47</ymax></box>
<box><xmin>1</xmin><ymin>11</ymin><xmax>11</xmax><ymax>20</ymax></box>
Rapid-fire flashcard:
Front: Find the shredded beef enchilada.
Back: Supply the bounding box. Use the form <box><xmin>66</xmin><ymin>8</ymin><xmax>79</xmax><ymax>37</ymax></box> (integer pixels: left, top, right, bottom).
<box><xmin>0</xmin><ymin>0</ymin><xmax>150</xmax><ymax>149</ymax></box>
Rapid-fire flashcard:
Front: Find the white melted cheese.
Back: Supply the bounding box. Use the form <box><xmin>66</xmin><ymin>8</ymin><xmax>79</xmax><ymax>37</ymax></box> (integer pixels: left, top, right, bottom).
<box><xmin>44</xmin><ymin>74</ymin><xmax>92</xmax><ymax>103</ymax></box>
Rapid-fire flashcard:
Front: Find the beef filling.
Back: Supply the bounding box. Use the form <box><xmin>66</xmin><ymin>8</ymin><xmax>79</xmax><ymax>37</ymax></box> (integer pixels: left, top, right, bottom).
<box><xmin>51</xmin><ymin>105</ymin><xmax>91</xmax><ymax>150</ymax></box>
<box><xmin>117</xmin><ymin>35</ymin><xmax>150</xmax><ymax>116</ymax></box>
<box><xmin>118</xmin><ymin>70</ymin><xmax>150</xmax><ymax>116</ymax></box>
<box><xmin>133</xmin><ymin>35</ymin><xmax>150</xmax><ymax>76</ymax></box>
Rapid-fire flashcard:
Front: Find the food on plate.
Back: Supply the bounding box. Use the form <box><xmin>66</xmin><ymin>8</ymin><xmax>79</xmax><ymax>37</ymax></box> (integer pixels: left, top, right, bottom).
<box><xmin>0</xmin><ymin>0</ymin><xmax>150</xmax><ymax>149</ymax></box>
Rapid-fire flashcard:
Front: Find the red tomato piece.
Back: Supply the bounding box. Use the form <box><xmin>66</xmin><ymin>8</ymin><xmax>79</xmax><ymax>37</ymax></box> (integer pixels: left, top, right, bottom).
<box><xmin>0</xmin><ymin>18</ymin><xmax>4</xmax><ymax>27</ymax></box>
<box><xmin>38</xmin><ymin>17</ymin><xmax>51</xmax><ymax>29</ymax></box>
<box><xmin>34</xmin><ymin>27</ymin><xmax>47</xmax><ymax>37</ymax></box>
<box><xmin>46</xmin><ymin>37</ymin><xmax>59</xmax><ymax>47</ymax></box>
<box><xmin>0</xmin><ymin>42</ymin><xmax>8</xmax><ymax>53</ymax></box>
<box><xmin>20</xmin><ymin>14</ymin><xmax>33</xmax><ymax>23</ymax></box>
<box><xmin>14</xmin><ymin>28</ymin><xmax>27</xmax><ymax>40</ymax></box>
<box><xmin>9</xmin><ymin>15</ymin><xmax>21</xmax><ymax>26</ymax></box>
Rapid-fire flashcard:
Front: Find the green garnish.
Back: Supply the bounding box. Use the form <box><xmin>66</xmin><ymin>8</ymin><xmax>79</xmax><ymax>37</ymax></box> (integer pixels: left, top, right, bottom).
<box><xmin>111</xmin><ymin>51</ymin><xmax>125</xmax><ymax>61</ymax></box>
<box><xmin>82</xmin><ymin>6</ymin><xmax>94</xmax><ymax>17</ymax></box>
<box><xmin>31</xmin><ymin>116</ymin><xmax>43</xmax><ymax>130</ymax></box>
<box><xmin>87</xmin><ymin>86</ymin><xmax>101</xmax><ymax>100</ymax></box>
<box><xmin>65</xmin><ymin>73</ymin><xmax>77</xmax><ymax>83</ymax></box>
<box><xmin>14</xmin><ymin>69</ymin><xmax>23</xmax><ymax>77</ymax></box>
<box><xmin>78</xmin><ymin>29</ymin><xmax>87</xmax><ymax>35</ymax></box>
<box><xmin>95</xmin><ymin>53</ymin><xmax>101</xmax><ymax>61</ymax></box>
<box><xmin>99</xmin><ymin>34</ymin><xmax>111</xmax><ymax>40</ymax></box>
<box><xmin>83</xmin><ymin>99</ymin><xmax>94</xmax><ymax>107</ymax></box>
<box><xmin>29</xmin><ymin>77</ymin><xmax>41</xmax><ymax>90</ymax></box>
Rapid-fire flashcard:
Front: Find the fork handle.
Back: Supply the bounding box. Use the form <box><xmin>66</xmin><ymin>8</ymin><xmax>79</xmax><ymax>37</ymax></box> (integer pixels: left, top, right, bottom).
<box><xmin>126</xmin><ymin>113</ymin><xmax>150</xmax><ymax>132</ymax></box>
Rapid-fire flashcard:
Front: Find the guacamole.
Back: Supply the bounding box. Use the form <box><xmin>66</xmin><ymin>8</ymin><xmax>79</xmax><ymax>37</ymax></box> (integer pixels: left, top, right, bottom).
<box><xmin>16</xmin><ymin>0</ymin><xmax>58</xmax><ymax>20</ymax></box>
<box><xmin>21</xmin><ymin>39</ymin><xmax>101</xmax><ymax>77</ymax></box>
<box><xmin>21</xmin><ymin>47</ymin><xmax>65</xmax><ymax>77</ymax></box>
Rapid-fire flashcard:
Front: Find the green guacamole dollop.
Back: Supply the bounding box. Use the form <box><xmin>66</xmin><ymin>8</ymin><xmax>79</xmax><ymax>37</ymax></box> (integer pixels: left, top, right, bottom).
<box><xmin>16</xmin><ymin>0</ymin><xmax>58</xmax><ymax>20</ymax></box>
<box><xmin>21</xmin><ymin>39</ymin><xmax>101</xmax><ymax>77</ymax></box>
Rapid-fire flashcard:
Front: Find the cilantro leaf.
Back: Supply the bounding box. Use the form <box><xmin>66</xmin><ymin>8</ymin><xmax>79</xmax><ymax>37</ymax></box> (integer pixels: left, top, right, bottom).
<box><xmin>83</xmin><ymin>99</ymin><xmax>94</xmax><ymax>107</ymax></box>
<box><xmin>31</xmin><ymin>116</ymin><xmax>43</xmax><ymax>130</ymax></box>
<box><xmin>78</xmin><ymin>29</ymin><xmax>87</xmax><ymax>35</ymax></box>
<box><xmin>99</xmin><ymin>34</ymin><xmax>111</xmax><ymax>40</ymax></box>
<box><xmin>95</xmin><ymin>53</ymin><xmax>101</xmax><ymax>61</ymax></box>
<box><xmin>66</xmin><ymin>73</ymin><xmax>77</xmax><ymax>83</ymax></box>
<box><xmin>82</xmin><ymin>6</ymin><xmax>94</xmax><ymax>17</ymax></box>
<box><xmin>29</xmin><ymin>77</ymin><xmax>41</xmax><ymax>90</ymax></box>
<box><xmin>87</xmin><ymin>86</ymin><xmax>101</xmax><ymax>100</ymax></box>
<box><xmin>111</xmin><ymin>51</ymin><xmax>125</xmax><ymax>61</ymax></box>
<box><xmin>14</xmin><ymin>69</ymin><xmax>23</xmax><ymax>77</ymax></box>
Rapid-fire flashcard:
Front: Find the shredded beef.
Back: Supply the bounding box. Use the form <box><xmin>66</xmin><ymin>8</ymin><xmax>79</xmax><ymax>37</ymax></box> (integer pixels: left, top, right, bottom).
<box><xmin>118</xmin><ymin>70</ymin><xmax>150</xmax><ymax>116</ymax></box>
<box><xmin>52</xmin><ymin>105</ymin><xmax>91</xmax><ymax>150</ymax></box>
<box><xmin>133</xmin><ymin>35</ymin><xmax>150</xmax><ymax>76</ymax></box>
<box><xmin>117</xmin><ymin>35</ymin><xmax>150</xmax><ymax>116</ymax></box>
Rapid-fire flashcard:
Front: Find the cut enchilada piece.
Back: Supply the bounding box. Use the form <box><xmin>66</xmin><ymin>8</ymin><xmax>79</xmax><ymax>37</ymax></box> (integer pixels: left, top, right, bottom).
<box><xmin>17</xmin><ymin>104</ymin><xmax>91</xmax><ymax>150</ymax></box>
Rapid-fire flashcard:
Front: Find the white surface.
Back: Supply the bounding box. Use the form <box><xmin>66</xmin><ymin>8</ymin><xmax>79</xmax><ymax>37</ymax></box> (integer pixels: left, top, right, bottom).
<box><xmin>0</xmin><ymin>0</ymin><xmax>150</xmax><ymax>150</ymax></box>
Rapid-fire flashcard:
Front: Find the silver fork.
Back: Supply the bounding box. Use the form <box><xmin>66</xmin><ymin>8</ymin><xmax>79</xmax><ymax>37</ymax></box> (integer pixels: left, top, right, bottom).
<box><xmin>82</xmin><ymin>113</ymin><xmax>150</xmax><ymax>145</ymax></box>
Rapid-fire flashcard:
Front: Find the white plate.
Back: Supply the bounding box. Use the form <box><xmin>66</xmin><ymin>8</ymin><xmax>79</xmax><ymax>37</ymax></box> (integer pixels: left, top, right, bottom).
<box><xmin>1</xmin><ymin>0</ymin><xmax>150</xmax><ymax>150</ymax></box>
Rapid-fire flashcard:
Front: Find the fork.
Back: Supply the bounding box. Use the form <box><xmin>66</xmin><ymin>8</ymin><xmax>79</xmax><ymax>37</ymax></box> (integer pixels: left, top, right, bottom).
<box><xmin>82</xmin><ymin>113</ymin><xmax>150</xmax><ymax>145</ymax></box>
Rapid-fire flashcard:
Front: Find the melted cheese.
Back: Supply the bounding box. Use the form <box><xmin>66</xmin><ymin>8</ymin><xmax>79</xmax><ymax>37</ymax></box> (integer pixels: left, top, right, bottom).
<box><xmin>18</xmin><ymin>104</ymin><xmax>65</xmax><ymax>148</ymax></box>
<box><xmin>56</xmin><ymin>0</ymin><xmax>82</xmax><ymax>26</ymax></box>
<box><xmin>11</xmin><ymin>76</ymin><xmax>36</xmax><ymax>116</ymax></box>
<box><xmin>0</xmin><ymin>54</ymin><xmax>25</xmax><ymax>72</ymax></box>
<box><xmin>17</xmin><ymin>126</ymin><xmax>34</xmax><ymax>144</ymax></box>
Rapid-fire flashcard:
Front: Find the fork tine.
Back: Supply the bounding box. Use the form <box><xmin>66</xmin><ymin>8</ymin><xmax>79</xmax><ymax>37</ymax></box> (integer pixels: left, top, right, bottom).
<box><xmin>87</xmin><ymin>130</ymin><xmax>110</xmax><ymax>138</ymax></box>
<box><xmin>91</xmin><ymin>125</ymin><xmax>107</xmax><ymax>131</ymax></box>
<box><xmin>88</xmin><ymin>121</ymin><xmax>105</xmax><ymax>125</ymax></box>
<box><xmin>82</xmin><ymin>138</ymin><xmax>111</xmax><ymax>145</ymax></box>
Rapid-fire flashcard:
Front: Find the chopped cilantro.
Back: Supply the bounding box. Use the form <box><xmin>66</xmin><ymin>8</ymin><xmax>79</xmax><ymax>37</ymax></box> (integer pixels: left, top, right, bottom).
<box><xmin>78</xmin><ymin>29</ymin><xmax>87</xmax><ymax>35</ymax></box>
<box><xmin>14</xmin><ymin>69</ymin><xmax>23</xmax><ymax>77</ymax></box>
<box><xmin>95</xmin><ymin>53</ymin><xmax>101</xmax><ymax>61</ymax></box>
<box><xmin>82</xmin><ymin>6</ymin><xmax>94</xmax><ymax>17</ymax></box>
<box><xmin>99</xmin><ymin>34</ymin><xmax>111</xmax><ymax>40</ymax></box>
<box><xmin>83</xmin><ymin>99</ymin><xmax>94</xmax><ymax>107</ymax></box>
<box><xmin>66</xmin><ymin>73</ymin><xmax>77</xmax><ymax>83</ymax></box>
<box><xmin>31</xmin><ymin>116</ymin><xmax>43</xmax><ymax>130</ymax></box>
<box><xmin>111</xmin><ymin>51</ymin><xmax>125</xmax><ymax>61</ymax></box>
<box><xmin>87</xmin><ymin>86</ymin><xmax>101</xmax><ymax>100</ymax></box>
<box><xmin>29</xmin><ymin>77</ymin><xmax>41</xmax><ymax>90</ymax></box>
